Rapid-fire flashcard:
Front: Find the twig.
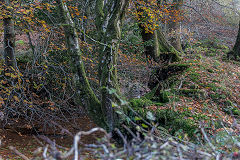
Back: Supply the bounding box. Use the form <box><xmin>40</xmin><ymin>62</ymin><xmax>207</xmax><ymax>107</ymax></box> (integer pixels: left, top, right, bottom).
<box><xmin>38</xmin><ymin>135</ymin><xmax>67</xmax><ymax>150</ymax></box>
<box><xmin>200</xmin><ymin>125</ymin><xmax>217</xmax><ymax>155</ymax></box>
<box><xmin>50</xmin><ymin>120</ymin><xmax>73</xmax><ymax>137</ymax></box>
<box><xmin>9</xmin><ymin>146</ymin><xmax>30</xmax><ymax>160</ymax></box>
<box><xmin>177</xmin><ymin>144</ymin><xmax>183</xmax><ymax>160</ymax></box>
<box><xmin>43</xmin><ymin>145</ymin><xmax>49</xmax><ymax>159</ymax></box>
<box><xmin>115</xmin><ymin>128</ymin><xmax>128</xmax><ymax>148</ymax></box>
<box><xmin>33</xmin><ymin>135</ymin><xmax>44</xmax><ymax>146</ymax></box>
<box><xmin>73</xmin><ymin>128</ymin><xmax>108</xmax><ymax>160</ymax></box>
<box><xmin>122</xmin><ymin>124</ymin><xmax>139</xmax><ymax>140</ymax></box>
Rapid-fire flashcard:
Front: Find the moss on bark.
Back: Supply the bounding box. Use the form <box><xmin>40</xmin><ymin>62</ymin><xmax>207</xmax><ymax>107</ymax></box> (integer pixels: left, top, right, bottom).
<box><xmin>95</xmin><ymin>0</ymin><xmax>129</xmax><ymax>131</ymax></box>
<box><xmin>56</xmin><ymin>0</ymin><xmax>106</xmax><ymax>128</ymax></box>
<box><xmin>136</xmin><ymin>3</ymin><xmax>182</xmax><ymax>63</ymax></box>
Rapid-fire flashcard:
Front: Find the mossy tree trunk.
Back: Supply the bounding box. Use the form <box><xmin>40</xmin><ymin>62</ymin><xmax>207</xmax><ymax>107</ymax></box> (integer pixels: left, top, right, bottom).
<box><xmin>155</xmin><ymin>29</ymin><xmax>182</xmax><ymax>63</ymax></box>
<box><xmin>136</xmin><ymin>3</ymin><xmax>182</xmax><ymax>63</ymax></box>
<box><xmin>95</xmin><ymin>0</ymin><xmax>129</xmax><ymax>131</ymax></box>
<box><xmin>168</xmin><ymin>0</ymin><xmax>183</xmax><ymax>52</ymax></box>
<box><xmin>56</xmin><ymin>0</ymin><xmax>105</xmax><ymax>128</ymax></box>
<box><xmin>228</xmin><ymin>20</ymin><xmax>240</xmax><ymax>60</ymax></box>
<box><xmin>3</xmin><ymin>0</ymin><xmax>17</xmax><ymax>69</ymax></box>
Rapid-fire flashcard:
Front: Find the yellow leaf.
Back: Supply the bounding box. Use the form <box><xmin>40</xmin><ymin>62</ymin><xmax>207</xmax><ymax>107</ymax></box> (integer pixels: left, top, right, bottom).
<box><xmin>5</xmin><ymin>73</ymin><xmax>11</xmax><ymax>77</ymax></box>
<box><xmin>13</xmin><ymin>96</ymin><xmax>20</xmax><ymax>102</ymax></box>
<box><xmin>0</xmin><ymin>97</ymin><xmax>4</xmax><ymax>105</ymax></box>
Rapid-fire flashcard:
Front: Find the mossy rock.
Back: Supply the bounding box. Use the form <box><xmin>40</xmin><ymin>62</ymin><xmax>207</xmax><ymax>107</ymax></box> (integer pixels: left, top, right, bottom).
<box><xmin>205</xmin><ymin>52</ymin><xmax>217</xmax><ymax>57</ymax></box>
<box><xmin>196</xmin><ymin>38</ymin><xmax>227</xmax><ymax>50</ymax></box>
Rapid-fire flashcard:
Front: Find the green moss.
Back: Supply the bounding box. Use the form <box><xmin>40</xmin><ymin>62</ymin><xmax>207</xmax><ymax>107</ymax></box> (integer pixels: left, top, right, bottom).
<box><xmin>188</xmin><ymin>72</ymin><xmax>201</xmax><ymax>82</ymax></box>
<box><xmin>222</xmin><ymin>101</ymin><xmax>240</xmax><ymax>116</ymax></box>
<box><xmin>144</xmin><ymin>84</ymin><xmax>159</xmax><ymax>99</ymax></box>
<box><xmin>210</xmin><ymin>93</ymin><xmax>226</xmax><ymax>100</ymax></box>
<box><xmin>158</xmin><ymin>90</ymin><xmax>170</xmax><ymax>103</ymax></box>
<box><xmin>206</xmin><ymin>52</ymin><xmax>217</xmax><ymax>57</ymax></box>
<box><xmin>16</xmin><ymin>40</ymin><xmax>25</xmax><ymax>45</ymax></box>
<box><xmin>130</xmin><ymin>98</ymin><xmax>154</xmax><ymax>108</ymax></box>
<box><xmin>232</xmin><ymin>109</ymin><xmax>240</xmax><ymax>116</ymax></box>
<box><xmin>133</xmin><ymin>108</ymin><xmax>198</xmax><ymax>138</ymax></box>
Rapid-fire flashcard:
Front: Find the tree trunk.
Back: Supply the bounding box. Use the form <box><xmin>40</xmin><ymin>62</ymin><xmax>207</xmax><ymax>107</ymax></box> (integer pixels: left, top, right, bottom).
<box><xmin>56</xmin><ymin>0</ymin><xmax>105</xmax><ymax>128</ymax></box>
<box><xmin>138</xmin><ymin>23</ymin><xmax>157</xmax><ymax>61</ymax></box>
<box><xmin>139</xmin><ymin>26</ymin><xmax>181</xmax><ymax>62</ymax></box>
<box><xmin>155</xmin><ymin>28</ymin><xmax>182</xmax><ymax>63</ymax></box>
<box><xmin>136</xmin><ymin>3</ymin><xmax>182</xmax><ymax>63</ymax></box>
<box><xmin>96</xmin><ymin>0</ymin><xmax>129</xmax><ymax>131</ymax></box>
<box><xmin>228</xmin><ymin>20</ymin><xmax>240</xmax><ymax>60</ymax></box>
<box><xmin>168</xmin><ymin>0</ymin><xmax>183</xmax><ymax>52</ymax></box>
<box><xmin>3</xmin><ymin>0</ymin><xmax>17</xmax><ymax>69</ymax></box>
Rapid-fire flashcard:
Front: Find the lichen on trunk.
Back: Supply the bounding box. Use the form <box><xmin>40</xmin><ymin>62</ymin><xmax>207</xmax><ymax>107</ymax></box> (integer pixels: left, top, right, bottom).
<box><xmin>56</xmin><ymin>0</ymin><xmax>105</xmax><ymax>128</ymax></box>
<box><xmin>96</xmin><ymin>0</ymin><xmax>129</xmax><ymax>131</ymax></box>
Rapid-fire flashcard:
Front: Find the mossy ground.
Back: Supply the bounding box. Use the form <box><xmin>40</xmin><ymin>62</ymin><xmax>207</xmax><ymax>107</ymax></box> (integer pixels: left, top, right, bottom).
<box><xmin>123</xmin><ymin>43</ymin><xmax>240</xmax><ymax>141</ymax></box>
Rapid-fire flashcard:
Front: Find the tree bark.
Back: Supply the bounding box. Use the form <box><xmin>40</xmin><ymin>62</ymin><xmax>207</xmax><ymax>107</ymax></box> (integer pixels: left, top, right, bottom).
<box><xmin>139</xmin><ymin>25</ymin><xmax>181</xmax><ymax>63</ymax></box>
<box><xmin>3</xmin><ymin>0</ymin><xmax>17</xmax><ymax>69</ymax></box>
<box><xmin>228</xmin><ymin>20</ymin><xmax>240</xmax><ymax>60</ymax></box>
<box><xmin>136</xmin><ymin>2</ymin><xmax>182</xmax><ymax>63</ymax></box>
<box><xmin>155</xmin><ymin>28</ymin><xmax>182</xmax><ymax>63</ymax></box>
<box><xmin>95</xmin><ymin>0</ymin><xmax>129</xmax><ymax>131</ymax></box>
<box><xmin>56</xmin><ymin>0</ymin><xmax>105</xmax><ymax>127</ymax></box>
<box><xmin>168</xmin><ymin>0</ymin><xmax>183</xmax><ymax>52</ymax></box>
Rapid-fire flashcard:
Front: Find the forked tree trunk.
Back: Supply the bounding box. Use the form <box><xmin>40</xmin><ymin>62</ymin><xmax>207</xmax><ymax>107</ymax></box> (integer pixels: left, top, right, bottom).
<box><xmin>96</xmin><ymin>0</ymin><xmax>129</xmax><ymax>131</ymax></box>
<box><xmin>3</xmin><ymin>0</ymin><xmax>17</xmax><ymax>69</ymax></box>
<box><xmin>228</xmin><ymin>20</ymin><xmax>240</xmax><ymax>60</ymax></box>
<box><xmin>56</xmin><ymin>0</ymin><xmax>105</xmax><ymax>127</ymax></box>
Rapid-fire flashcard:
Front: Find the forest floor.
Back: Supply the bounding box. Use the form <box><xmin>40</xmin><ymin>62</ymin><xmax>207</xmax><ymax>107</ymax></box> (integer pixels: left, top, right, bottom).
<box><xmin>0</xmin><ymin>116</ymin><xmax>103</xmax><ymax>159</ymax></box>
<box><xmin>0</xmin><ymin>41</ymin><xmax>240</xmax><ymax>159</ymax></box>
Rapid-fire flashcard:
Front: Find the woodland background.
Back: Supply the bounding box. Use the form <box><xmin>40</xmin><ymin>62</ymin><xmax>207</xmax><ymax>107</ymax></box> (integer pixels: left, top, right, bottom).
<box><xmin>0</xmin><ymin>0</ymin><xmax>240</xmax><ymax>159</ymax></box>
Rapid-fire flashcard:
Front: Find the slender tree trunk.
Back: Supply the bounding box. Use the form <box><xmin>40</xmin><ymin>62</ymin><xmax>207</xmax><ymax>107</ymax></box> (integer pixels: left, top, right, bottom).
<box><xmin>56</xmin><ymin>0</ymin><xmax>105</xmax><ymax>128</ymax></box>
<box><xmin>228</xmin><ymin>20</ymin><xmax>240</xmax><ymax>60</ymax></box>
<box><xmin>3</xmin><ymin>0</ymin><xmax>17</xmax><ymax>69</ymax></box>
<box><xmin>96</xmin><ymin>0</ymin><xmax>129</xmax><ymax>131</ymax></box>
<box><xmin>168</xmin><ymin>0</ymin><xmax>183</xmax><ymax>52</ymax></box>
